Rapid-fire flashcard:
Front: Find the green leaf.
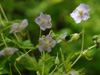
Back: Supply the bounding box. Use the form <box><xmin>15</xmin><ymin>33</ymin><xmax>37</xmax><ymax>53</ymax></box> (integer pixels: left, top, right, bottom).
<box><xmin>60</xmin><ymin>48</ymin><xmax>65</xmax><ymax>67</ymax></box>
<box><xmin>0</xmin><ymin>56</ymin><xmax>8</xmax><ymax>70</ymax></box>
<box><xmin>20</xmin><ymin>55</ymin><xmax>38</xmax><ymax>71</ymax></box>
<box><xmin>0</xmin><ymin>69</ymin><xmax>9</xmax><ymax>74</ymax></box>
<box><xmin>65</xmin><ymin>54</ymin><xmax>72</xmax><ymax>69</ymax></box>
<box><xmin>5</xmin><ymin>38</ymin><xmax>36</xmax><ymax>49</ymax></box>
<box><xmin>38</xmin><ymin>53</ymin><xmax>54</xmax><ymax>75</ymax></box>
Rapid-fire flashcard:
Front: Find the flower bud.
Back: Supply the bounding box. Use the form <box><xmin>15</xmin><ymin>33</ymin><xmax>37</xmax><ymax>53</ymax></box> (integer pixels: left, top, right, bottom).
<box><xmin>92</xmin><ymin>35</ymin><xmax>98</xmax><ymax>41</ymax></box>
<box><xmin>68</xmin><ymin>33</ymin><xmax>80</xmax><ymax>43</ymax></box>
<box><xmin>96</xmin><ymin>39</ymin><xmax>100</xmax><ymax>48</ymax></box>
<box><xmin>16</xmin><ymin>55</ymin><xmax>24</xmax><ymax>62</ymax></box>
<box><xmin>55</xmin><ymin>53</ymin><xmax>59</xmax><ymax>65</ymax></box>
<box><xmin>36</xmin><ymin>71</ymin><xmax>40</xmax><ymax>75</ymax></box>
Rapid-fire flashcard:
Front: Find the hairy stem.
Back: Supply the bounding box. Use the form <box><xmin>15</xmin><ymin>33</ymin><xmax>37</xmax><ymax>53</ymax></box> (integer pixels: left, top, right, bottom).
<box><xmin>14</xmin><ymin>33</ymin><xmax>20</xmax><ymax>42</ymax></box>
<box><xmin>65</xmin><ymin>22</ymin><xmax>85</xmax><ymax>72</ymax></box>
<box><xmin>23</xmin><ymin>49</ymin><xmax>37</xmax><ymax>68</ymax></box>
<box><xmin>9</xmin><ymin>63</ymin><xmax>12</xmax><ymax>75</ymax></box>
<box><xmin>0</xmin><ymin>4</ymin><xmax>8</xmax><ymax>23</ymax></box>
<box><xmin>0</xmin><ymin>25</ymin><xmax>11</xmax><ymax>33</ymax></box>
<box><xmin>14</xmin><ymin>62</ymin><xmax>21</xmax><ymax>75</ymax></box>
<box><xmin>40</xmin><ymin>29</ymin><xmax>42</xmax><ymax>38</ymax></box>
<box><xmin>1</xmin><ymin>33</ymin><xmax>7</xmax><ymax>47</ymax></box>
<box><xmin>42</xmin><ymin>51</ymin><xmax>45</xmax><ymax>75</ymax></box>
<box><xmin>49</xmin><ymin>65</ymin><xmax>57</xmax><ymax>75</ymax></box>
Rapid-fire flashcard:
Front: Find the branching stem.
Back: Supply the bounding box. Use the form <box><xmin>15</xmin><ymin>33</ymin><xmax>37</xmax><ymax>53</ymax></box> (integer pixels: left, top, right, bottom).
<box><xmin>65</xmin><ymin>22</ymin><xmax>85</xmax><ymax>72</ymax></box>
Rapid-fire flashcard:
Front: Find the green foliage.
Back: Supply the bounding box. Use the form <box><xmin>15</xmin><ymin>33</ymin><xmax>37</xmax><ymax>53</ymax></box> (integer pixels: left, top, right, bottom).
<box><xmin>0</xmin><ymin>0</ymin><xmax>100</xmax><ymax>75</ymax></box>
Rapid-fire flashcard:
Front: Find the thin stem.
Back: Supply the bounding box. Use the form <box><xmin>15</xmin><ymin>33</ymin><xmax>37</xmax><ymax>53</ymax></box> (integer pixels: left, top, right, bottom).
<box><xmin>1</xmin><ymin>33</ymin><xmax>7</xmax><ymax>47</ymax></box>
<box><xmin>9</xmin><ymin>63</ymin><xmax>12</xmax><ymax>75</ymax></box>
<box><xmin>65</xmin><ymin>22</ymin><xmax>85</xmax><ymax>72</ymax></box>
<box><xmin>0</xmin><ymin>25</ymin><xmax>11</xmax><ymax>33</ymax></box>
<box><xmin>14</xmin><ymin>62</ymin><xmax>21</xmax><ymax>75</ymax></box>
<box><xmin>81</xmin><ymin>22</ymin><xmax>84</xmax><ymax>53</ymax></box>
<box><xmin>22</xmin><ymin>49</ymin><xmax>37</xmax><ymax>68</ymax></box>
<box><xmin>49</xmin><ymin>62</ymin><xmax>64</xmax><ymax>75</ymax></box>
<box><xmin>14</xmin><ymin>33</ymin><xmax>20</xmax><ymax>42</ymax></box>
<box><xmin>14</xmin><ymin>32</ymin><xmax>37</xmax><ymax>68</ymax></box>
<box><xmin>0</xmin><ymin>42</ymin><xmax>4</xmax><ymax>46</ymax></box>
<box><xmin>65</xmin><ymin>54</ymin><xmax>82</xmax><ymax>72</ymax></box>
<box><xmin>0</xmin><ymin>4</ymin><xmax>8</xmax><ymax>23</ymax></box>
<box><xmin>87</xmin><ymin>44</ymin><xmax>97</xmax><ymax>50</ymax></box>
<box><xmin>49</xmin><ymin>65</ymin><xmax>57</xmax><ymax>75</ymax></box>
<box><xmin>40</xmin><ymin>29</ymin><xmax>41</xmax><ymax>37</ymax></box>
<box><xmin>42</xmin><ymin>51</ymin><xmax>45</xmax><ymax>75</ymax></box>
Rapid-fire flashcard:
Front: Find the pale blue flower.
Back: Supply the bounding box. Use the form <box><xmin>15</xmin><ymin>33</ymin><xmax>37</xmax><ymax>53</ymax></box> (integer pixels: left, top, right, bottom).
<box><xmin>35</xmin><ymin>12</ymin><xmax>52</xmax><ymax>31</ymax></box>
<box><xmin>38</xmin><ymin>35</ymin><xmax>56</xmax><ymax>52</ymax></box>
<box><xmin>10</xmin><ymin>19</ymin><xmax>28</xmax><ymax>33</ymax></box>
<box><xmin>0</xmin><ymin>48</ymin><xmax>18</xmax><ymax>56</ymax></box>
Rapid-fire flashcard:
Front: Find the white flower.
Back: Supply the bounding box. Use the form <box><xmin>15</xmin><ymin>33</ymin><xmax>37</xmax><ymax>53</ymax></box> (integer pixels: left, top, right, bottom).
<box><xmin>70</xmin><ymin>3</ymin><xmax>90</xmax><ymax>23</ymax></box>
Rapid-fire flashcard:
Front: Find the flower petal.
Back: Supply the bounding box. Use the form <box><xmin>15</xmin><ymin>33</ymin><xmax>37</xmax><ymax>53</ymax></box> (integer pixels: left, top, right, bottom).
<box><xmin>70</xmin><ymin>10</ymin><xmax>82</xmax><ymax>23</ymax></box>
<box><xmin>39</xmin><ymin>38</ymin><xmax>44</xmax><ymax>43</ymax></box>
<box><xmin>39</xmin><ymin>12</ymin><xmax>44</xmax><ymax>18</ymax></box>
<box><xmin>57</xmin><ymin>39</ymin><xmax>62</xmax><ymax>43</ymax></box>
<box><xmin>9</xmin><ymin>23</ymin><xmax>19</xmax><ymax>33</ymax></box>
<box><xmin>46</xmin><ymin>35</ymin><xmax>52</xmax><ymax>40</ymax></box>
<box><xmin>21</xmin><ymin>19</ymin><xmax>28</xmax><ymax>29</ymax></box>
<box><xmin>38</xmin><ymin>45</ymin><xmax>44</xmax><ymax>52</ymax></box>
<box><xmin>46</xmin><ymin>48</ymin><xmax>51</xmax><ymax>52</ymax></box>
<box><xmin>82</xmin><ymin>12</ymin><xmax>90</xmax><ymax>20</ymax></box>
<box><xmin>35</xmin><ymin>17</ymin><xmax>41</xmax><ymax>25</ymax></box>
<box><xmin>76</xmin><ymin>4</ymin><xmax>90</xmax><ymax>12</ymax></box>
<box><xmin>50</xmin><ymin>40</ymin><xmax>56</xmax><ymax>47</ymax></box>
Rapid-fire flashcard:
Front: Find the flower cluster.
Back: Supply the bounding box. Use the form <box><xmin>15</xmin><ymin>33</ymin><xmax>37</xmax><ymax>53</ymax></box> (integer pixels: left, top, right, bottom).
<box><xmin>10</xmin><ymin>19</ymin><xmax>28</xmax><ymax>33</ymax></box>
<box><xmin>0</xmin><ymin>48</ymin><xmax>18</xmax><ymax>56</ymax></box>
<box><xmin>70</xmin><ymin>3</ymin><xmax>90</xmax><ymax>23</ymax></box>
<box><xmin>35</xmin><ymin>12</ymin><xmax>52</xmax><ymax>31</ymax></box>
<box><xmin>38</xmin><ymin>35</ymin><xmax>56</xmax><ymax>52</ymax></box>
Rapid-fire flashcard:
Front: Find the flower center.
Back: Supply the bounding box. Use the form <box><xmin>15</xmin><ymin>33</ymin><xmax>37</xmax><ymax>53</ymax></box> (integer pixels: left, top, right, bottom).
<box><xmin>47</xmin><ymin>19</ymin><xmax>50</xmax><ymax>24</ymax></box>
<box><xmin>41</xmin><ymin>18</ymin><xmax>50</xmax><ymax>26</ymax></box>
<box><xmin>79</xmin><ymin>11</ymin><xmax>83</xmax><ymax>16</ymax></box>
<box><xmin>41</xmin><ymin>18</ymin><xmax>47</xmax><ymax>25</ymax></box>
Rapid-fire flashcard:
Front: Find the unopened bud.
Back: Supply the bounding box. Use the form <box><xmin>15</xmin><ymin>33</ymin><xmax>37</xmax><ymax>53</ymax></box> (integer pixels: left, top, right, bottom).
<box><xmin>36</xmin><ymin>71</ymin><xmax>40</xmax><ymax>75</ymax></box>
<box><xmin>16</xmin><ymin>55</ymin><xmax>24</xmax><ymax>62</ymax></box>
<box><xmin>96</xmin><ymin>39</ymin><xmax>100</xmax><ymax>48</ymax></box>
<box><xmin>68</xmin><ymin>33</ymin><xmax>80</xmax><ymax>43</ymax></box>
<box><xmin>55</xmin><ymin>53</ymin><xmax>59</xmax><ymax>65</ymax></box>
<box><xmin>92</xmin><ymin>35</ymin><xmax>98</xmax><ymax>41</ymax></box>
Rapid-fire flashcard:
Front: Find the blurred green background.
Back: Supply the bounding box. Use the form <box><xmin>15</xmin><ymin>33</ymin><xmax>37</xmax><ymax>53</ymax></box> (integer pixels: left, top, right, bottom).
<box><xmin>0</xmin><ymin>0</ymin><xmax>100</xmax><ymax>75</ymax></box>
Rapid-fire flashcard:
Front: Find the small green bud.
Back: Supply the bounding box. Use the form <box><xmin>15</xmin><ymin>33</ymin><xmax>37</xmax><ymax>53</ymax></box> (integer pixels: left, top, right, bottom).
<box><xmin>55</xmin><ymin>53</ymin><xmax>59</xmax><ymax>65</ymax></box>
<box><xmin>68</xmin><ymin>33</ymin><xmax>80</xmax><ymax>43</ymax></box>
<box><xmin>96</xmin><ymin>39</ymin><xmax>100</xmax><ymax>48</ymax></box>
<box><xmin>92</xmin><ymin>35</ymin><xmax>98</xmax><ymax>41</ymax></box>
<box><xmin>16</xmin><ymin>55</ymin><xmax>24</xmax><ymax>62</ymax></box>
<box><xmin>96</xmin><ymin>39</ymin><xmax>100</xmax><ymax>43</ymax></box>
<box><xmin>36</xmin><ymin>71</ymin><xmax>40</xmax><ymax>75</ymax></box>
